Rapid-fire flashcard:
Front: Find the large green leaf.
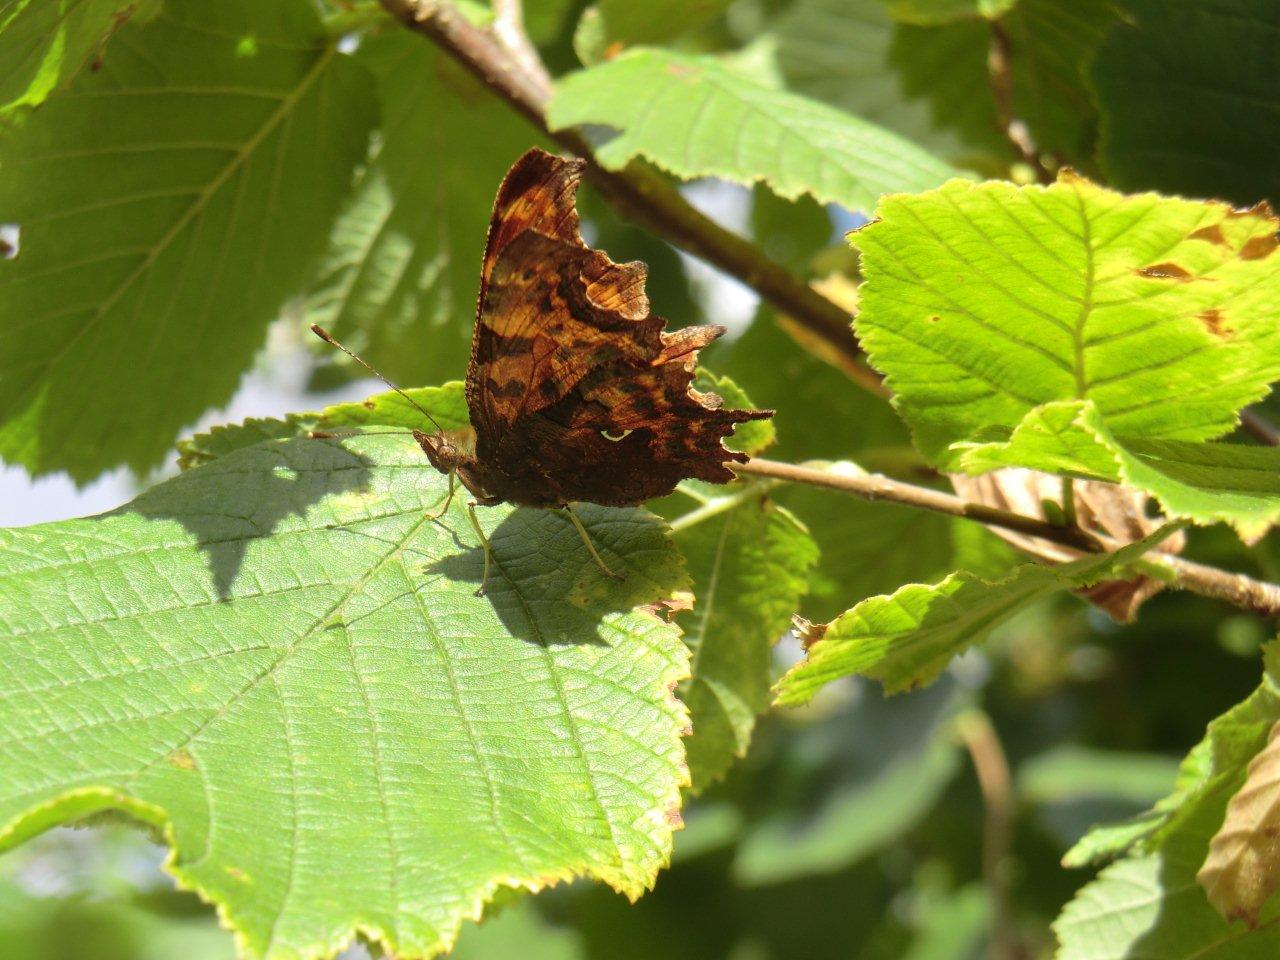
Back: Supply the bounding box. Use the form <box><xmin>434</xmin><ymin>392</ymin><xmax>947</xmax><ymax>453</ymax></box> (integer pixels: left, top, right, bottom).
<box><xmin>305</xmin><ymin>31</ymin><xmax>540</xmax><ymax>389</ymax></box>
<box><xmin>854</xmin><ymin>175</ymin><xmax>1280</xmax><ymax>468</ymax></box>
<box><xmin>668</xmin><ymin>481</ymin><xmax>817</xmax><ymax>790</ymax></box>
<box><xmin>548</xmin><ymin>47</ymin><xmax>955</xmax><ymax>214</ymax></box>
<box><xmin>957</xmin><ymin>399</ymin><xmax>1280</xmax><ymax>539</ymax></box>
<box><xmin>0</xmin><ymin>0</ymin><xmax>161</xmax><ymax>118</ymax></box>
<box><xmin>1092</xmin><ymin>0</ymin><xmax>1280</xmax><ymax>207</ymax></box>
<box><xmin>0</xmin><ymin>0</ymin><xmax>375</xmax><ymax>481</ymax></box>
<box><xmin>0</xmin><ymin>433</ymin><xmax>692</xmax><ymax>960</ymax></box>
<box><xmin>774</xmin><ymin>527</ymin><xmax>1178</xmax><ymax>704</ymax></box>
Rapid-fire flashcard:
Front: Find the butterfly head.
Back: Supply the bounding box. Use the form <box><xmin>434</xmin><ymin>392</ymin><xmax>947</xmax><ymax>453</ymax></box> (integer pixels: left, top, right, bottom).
<box><xmin>414</xmin><ymin>429</ymin><xmax>461</xmax><ymax>474</ymax></box>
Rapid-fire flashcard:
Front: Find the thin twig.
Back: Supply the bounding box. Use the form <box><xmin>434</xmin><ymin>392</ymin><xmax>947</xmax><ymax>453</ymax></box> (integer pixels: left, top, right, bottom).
<box><xmin>735</xmin><ymin>457</ymin><xmax>1280</xmax><ymax>617</ymax></box>
<box><xmin>955</xmin><ymin>710</ymin><xmax>1021</xmax><ymax>960</ymax></box>
<box><xmin>1241</xmin><ymin>409</ymin><xmax>1280</xmax><ymax>446</ymax></box>
<box><xmin>986</xmin><ymin>22</ymin><xmax>1052</xmax><ymax>184</ymax></box>
<box><xmin>490</xmin><ymin>0</ymin><xmax>553</xmax><ymax>99</ymax></box>
<box><xmin>375</xmin><ymin>0</ymin><xmax>882</xmax><ymax>394</ymax></box>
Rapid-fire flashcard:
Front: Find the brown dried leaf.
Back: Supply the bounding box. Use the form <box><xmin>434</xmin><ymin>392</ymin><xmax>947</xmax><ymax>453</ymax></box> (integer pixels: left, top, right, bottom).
<box><xmin>1199</xmin><ymin>720</ymin><xmax>1280</xmax><ymax>927</ymax></box>
<box><xmin>950</xmin><ymin>468</ymin><xmax>1185</xmax><ymax>621</ymax></box>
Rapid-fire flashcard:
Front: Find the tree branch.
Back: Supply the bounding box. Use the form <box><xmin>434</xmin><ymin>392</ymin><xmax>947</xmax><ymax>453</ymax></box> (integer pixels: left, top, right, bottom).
<box><xmin>735</xmin><ymin>457</ymin><xmax>1280</xmax><ymax>617</ymax></box>
<box><xmin>986</xmin><ymin>21</ymin><xmax>1052</xmax><ymax>184</ymax></box>
<box><xmin>375</xmin><ymin>0</ymin><xmax>882</xmax><ymax>394</ymax></box>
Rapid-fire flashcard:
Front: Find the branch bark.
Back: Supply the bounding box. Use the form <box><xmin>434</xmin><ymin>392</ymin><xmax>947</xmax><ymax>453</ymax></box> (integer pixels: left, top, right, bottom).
<box><xmin>736</xmin><ymin>457</ymin><xmax>1280</xmax><ymax>617</ymax></box>
<box><xmin>375</xmin><ymin>0</ymin><xmax>882</xmax><ymax>393</ymax></box>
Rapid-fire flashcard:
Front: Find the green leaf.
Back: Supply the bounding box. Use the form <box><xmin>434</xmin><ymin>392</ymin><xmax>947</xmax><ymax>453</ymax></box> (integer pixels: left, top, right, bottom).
<box><xmin>854</xmin><ymin>175</ymin><xmax>1280</xmax><ymax>468</ymax></box>
<box><xmin>0</xmin><ymin>0</ymin><xmax>161</xmax><ymax>118</ymax></box>
<box><xmin>958</xmin><ymin>399</ymin><xmax>1280</xmax><ymax>539</ymax></box>
<box><xmin>305</xmin><ymin>32</ymin><xmax>541</xmax><ymax>389</ymax></box>
<box><xmin>732</xmin><ymin>677</ymin><xmax>962</xmax><ymax>884</ymax></box>
<box><xmin>1055</xmin><ymin>766</ymin><xmax>1280</xmax><ymax>958</ymax></box>
<box><xmin>669</xmin><ymin>483</ymin><xmax>818</xmax><ymax>790</ymax></box>
<box><xmin>743</xmin><ymin>0</ymin><xmax>1004</xmax><ymax>162</ymax></box>
<box><xmin>1065</xmin><ymin>642</ymin><xmax>1280</xmax><ymax>869</ymax></box>
<box><xmin>0</xmin><ymin>0</ymin><xmax>376</xmax><ymax>481</ymax></box>
<box><xmin>548</xmin><ymin>47</ymin><xmax>956</xmax><ymax>214</ymax></box>
<box><xmin>774</xmin><ymin>526</ymin><xmax>1179</xmax><ymax>703</ymax></box>
<box><xmin>1092</xmin><ymin>0</ymin><xmax>1280</xmax><ymax>207</ymax></box>
<box><xmin>0</xmin><ymin>433</ymin><xmax>692</xmax><ymax>960</ymax></box>
<box><xmin>996</xmin><ymin>0</ymin><xmax>1117</xmax><ymax>164</ymax></box>
<box><xmin>573</xmin><ymin>0</ymin><xmax>732</xmax><ymax>65</ymax></box>
<box><xmin>882</xmin><ymin>0</ymin><xmax>1016</xmax><ymax>25</ymax></box>
<box><xmin>720</xmin><ymin>314</ymin><xmax>1018</xmax><ymax>622</ymax></box>
<box><xmin>693</xmin><ymin>368</ymin><xmax>775</xmax><ymax>456</ymax></box>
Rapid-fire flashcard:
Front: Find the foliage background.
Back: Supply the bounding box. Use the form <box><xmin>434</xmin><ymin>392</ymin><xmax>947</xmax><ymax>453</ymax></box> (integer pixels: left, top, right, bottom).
<box><xmin>2</xmin><ymin>0</ymin><xmax>1279</xmax><ymax>958</ymax></box>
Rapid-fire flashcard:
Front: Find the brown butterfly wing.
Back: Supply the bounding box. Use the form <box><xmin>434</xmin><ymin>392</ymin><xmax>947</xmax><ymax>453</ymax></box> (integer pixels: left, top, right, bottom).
<box><xmin>467</xmin><ymin>149</ymin><xmax>662</xmax><ymax>445</ymax></box>
<box><xmin>495</xmin><ymin>327</ymin><xmax>772</xmax><ymax>506</ymax></box>
<box><xmin>465</xmin><ymin>147</ymin><xmax>772</xmax><ymax>508</ymax></box>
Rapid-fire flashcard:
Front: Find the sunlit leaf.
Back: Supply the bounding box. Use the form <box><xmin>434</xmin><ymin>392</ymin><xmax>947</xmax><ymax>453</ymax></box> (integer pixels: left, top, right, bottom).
<box><xmin>549</xmin><ymin>47</ymin><xmax>955</xmax><ymax>214</ymax></box>
<box><xmin>957</xmin><ymin>399</ymin><xmax>1280</xmax><ymax>540</ymax></box>
<box><xmin>0</xmin><ymin>433</ymin><xmax>692</xmax><ymax>960</ymax></box>
<box><xmin>854</xmin><ymin>175</ymin><xmax>1280</xmax><ymax>468</ymax></box>
<box><xmin>774</xmin><ymin>526</ymin><xmax>1178</xmax><ymax>703</ymax></box>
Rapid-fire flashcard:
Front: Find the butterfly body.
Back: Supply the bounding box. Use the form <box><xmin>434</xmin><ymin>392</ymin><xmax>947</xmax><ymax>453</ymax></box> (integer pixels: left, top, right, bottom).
<box><xmin>421</xmin><ymin>147</ymin><xmax>770</xmax><ymax>512</ymax></box>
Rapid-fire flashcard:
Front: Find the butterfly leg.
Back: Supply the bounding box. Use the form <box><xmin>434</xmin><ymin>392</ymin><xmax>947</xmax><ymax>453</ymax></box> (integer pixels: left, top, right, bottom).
<box><xmin>426</xmin><ymin>470</ymin><xmax>457</xmax><ymax>521</ymax></box>
<box><xmin>562</xmin><ymin>506</ymin><xmax>626</xmax><ymax>581</ymax></box>
<box><xmin>466</xmin><ymin>499</ymin><xmax>493</xmax><ymax>596</ymax></box>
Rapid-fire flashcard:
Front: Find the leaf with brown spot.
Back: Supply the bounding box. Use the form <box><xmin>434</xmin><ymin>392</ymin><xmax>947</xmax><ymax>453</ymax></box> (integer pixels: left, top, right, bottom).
<box><xmin>1137</xmin><ymin>262</ymin><xmax>1193</xmax><ymax>281</ymax></box>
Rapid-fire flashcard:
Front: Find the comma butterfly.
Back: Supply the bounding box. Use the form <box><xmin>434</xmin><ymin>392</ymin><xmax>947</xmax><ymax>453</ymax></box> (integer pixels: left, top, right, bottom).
<box><xmin>315</xmin><ymin>148</ymin><xmax>771</xmax><ymax>592</ymax></box>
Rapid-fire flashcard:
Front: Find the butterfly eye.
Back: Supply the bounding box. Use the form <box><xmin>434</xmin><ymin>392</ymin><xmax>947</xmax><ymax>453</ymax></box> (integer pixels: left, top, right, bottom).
<box><xmin>601</xmin><ymin>428</ymin><xmax>633</xmax><ymax>442</ymax></box>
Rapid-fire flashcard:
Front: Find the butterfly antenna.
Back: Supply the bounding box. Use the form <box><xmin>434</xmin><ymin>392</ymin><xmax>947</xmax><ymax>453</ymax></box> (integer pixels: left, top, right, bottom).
<box><xmin>309</xmin><ymin>324</ymin><xmax>446</xmax><ymax>434</ymax></box>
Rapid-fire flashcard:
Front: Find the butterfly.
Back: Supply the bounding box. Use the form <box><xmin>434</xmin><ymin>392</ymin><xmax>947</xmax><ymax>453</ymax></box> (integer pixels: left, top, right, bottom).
<box><xmin>315</xmin><ymin>148</ymin><xmax>770</xmax><ymax>593</ymax></box>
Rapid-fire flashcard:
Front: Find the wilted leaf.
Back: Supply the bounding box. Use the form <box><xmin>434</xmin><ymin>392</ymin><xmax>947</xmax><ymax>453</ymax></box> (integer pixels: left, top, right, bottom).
<box><xmin>854</xmin><ymin>175</ymin><xmax>1280</xmax><ymax>468</ymax></box>
<box><xmin>0</xmin><ymin>433</ymin><xmax>692</xmax><ymax>960</ymax></box>
<box><xmin>549</xmin><ymin>47</ymin><xmax>955</xmax><ymax>214</ymax></box>
<box><xmin>0</xmin><ymin>0</ymin><xmax>375</xmax><ymax>480</ymax></box>
<box><xmin>1199</xmin><ymin>720</ymin><xmax>1280</xmax><ymax>926</ymax></box>
<box><xmin>305</xmin><ymin>32</ymin><xmax>541</xmax><ymax>389</ymax></box>
<box><xmin>0</xmin><ymin>0</ymin><xmax>160</xmax><ymax>118</ymax></box>
<box><xmin>957</xmin><ymin>400</ymin><xmax>1280</xmax><ymax>540</ymax></box>
<box><xmin>773</xmin><ymin>526</ymin><xmax>1178</xmax><ymax>703</ymax></box>
<box><xmin>1092</xmin><ymin>0</ymin><xmax>1280</xmax><ymax>207</ymax></box>
<box><xmin>951</xmin><ymin>466</ymin><xmax>1186</xmax><ymax>620</ymax></box>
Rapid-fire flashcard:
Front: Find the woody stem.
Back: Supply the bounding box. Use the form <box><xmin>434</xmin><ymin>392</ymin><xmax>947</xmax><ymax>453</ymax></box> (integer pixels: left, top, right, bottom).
<box><xmin>735</xmin><ymin>457</ymin><xmax>1280</xmax><ymax>618</ymax></box>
